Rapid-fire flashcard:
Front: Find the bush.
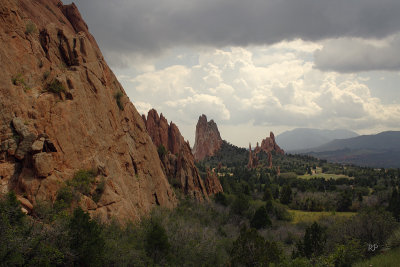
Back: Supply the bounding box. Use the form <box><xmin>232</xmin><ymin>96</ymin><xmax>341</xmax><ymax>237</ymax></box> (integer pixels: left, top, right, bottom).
<box><xmin>387</xmin><ymin>227</ymin><xmax>400</xmax><ymax>248</ymax></box>
<box><xmin>46</xmin><ymin>79</ymin><xmax>66</xmax><ymax>95</ymax></box>
<box><xmin>11</xmin><ymin>73</ymin><xmax>30</xmax><ymax>91</ymax></box>
<box><xmin>157</xmin><ymin>144</ymin><xmax>167</xmax><ymax>158</ymax></box>
<box><xmin>25</xmin><ymin>20</ymin><xmax>37</xmax><ymax>34</ymax></box>
<box><xmin>67</xmin><ymin>170</ymin><xmax>96</xmax><ymax>195</ymax></box>
<box><xmin>328</xmin><ymin>239</ymin><xmax>364</xmax><ymax>267</ymax></box>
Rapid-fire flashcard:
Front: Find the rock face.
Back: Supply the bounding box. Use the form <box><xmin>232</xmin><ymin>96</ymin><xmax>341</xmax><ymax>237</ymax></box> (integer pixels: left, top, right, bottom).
<box><xmin>193</xmin><ymin>115</ymin><xmax>223</xmax><ymax>162</ymax></box>
<box><xmin>255</xmin><ymin>132</ymin><xmax>285</xmax><ymax>155</ymax></box>
<box><xmin>204</xmin><ymin>169</ymin><xmax>223</xmax><ymax>195</ymax></box>
<box><xmin>248</xmin><ymin>132</ymin><xmax>284</xmax><ymax>169</ymax></box>
<box><xmin>0</xmin><ymin>0</ymin><xmax>176</xmax><ymax>221</ymax></box>
<box><xmin>144</xmin><ymin>109</ymin><xmax>222</xmax><ymax>200</ymax></box>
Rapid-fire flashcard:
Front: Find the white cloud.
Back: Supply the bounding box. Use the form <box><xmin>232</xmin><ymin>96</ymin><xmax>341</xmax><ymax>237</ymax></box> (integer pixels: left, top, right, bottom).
<box><xmin>121</xmin><ymin>43</ymin><xmax>400</xmax><ymax>146</ymax></box>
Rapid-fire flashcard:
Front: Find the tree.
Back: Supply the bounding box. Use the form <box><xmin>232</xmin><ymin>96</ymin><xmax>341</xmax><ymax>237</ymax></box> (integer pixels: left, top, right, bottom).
<box><xmin>263</xmin><ymin>188</ymin><xmax>273</xmax><ymax>201</ymax></box>
<box><xmin>231</xmin><ymin>194</ymin><xmax>250</xmax><ymax>216</ymax></box>
<box><xmin>337</xmin><ymin>190</ymin><xmax>352</xmax><ymax>211</ymax></box>
<box><xmin>230</xmin><ymin>227</ymin><xmax>281</xmax><ymax>267</ymax></box>
<box><xmin>295</xmin><ymin>222</ymin><xmax>326</xmax><ymax>259</ymax></box>
<box><xmin>388</xmin><ymin>187</ymin><xmax>400</xmax><ymax>221</ymax></box>
<box><xmin>69</xmin><ymin>207</ymin><xmax>105</xmax><ymax>266</ymax></box>
<box><xmin>280</xmin><ymin>185</ymin><xmax>292</xmax><ymax>205</ymax></box>
<box><xmin>145</xmin><ymin>220</ymin><xmax>170</xmax><ymax>263</ymax></box>
<box><xmin>250</xmin><ymin>206</ymin><xmax>271</xmax><ymax>229</ymax></box>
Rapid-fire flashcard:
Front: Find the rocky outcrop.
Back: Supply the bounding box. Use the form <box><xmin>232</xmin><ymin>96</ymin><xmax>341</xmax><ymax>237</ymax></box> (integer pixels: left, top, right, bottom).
<box><xmin>248</xmin><ymin>132</ymin><xmax>284</xmax><ymax>169</ymax></box>
<box><xmin>204</xmin><ymin>169</ymin><xmax>223</xmax><ymax>195</ymax></box>
<box><xmin>193</xmin><ymin>115</ymin><xmax>223</xmax><ymax>161</ymax></box>
<box><xmin>144</xmin><ymin>109</ymin><xmax>222</xmax><ymax>200</ymax></box>
<box><xmin>0</xmin><ymin>0</ymin><xmax>176</xmax><ymax>221</ymax></box>
<box><xmin>255</xmin><ymin>132</ymin><xmax>284</xmax><ymax>155</ymax></box>
<box><xmin>247</xmin><ymin>143</ymin><xmax>258</xmax><ymax>169</ymax></box>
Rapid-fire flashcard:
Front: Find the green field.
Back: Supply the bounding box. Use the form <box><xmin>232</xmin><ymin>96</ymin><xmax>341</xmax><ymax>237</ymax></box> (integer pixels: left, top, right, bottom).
<box><xmin>354</xmin><ymin>246</ymin><xmax>400</xmax><ymax>267</ymax></box>
<box><xmin>289</xmin><ymin>209</ymin><xmax>356</xmax><ymax>224</ymax></box>
<box><xmin>297</xmin><ymin>167</ymin><xmax>351</xmax><ymax>180</ymax></box>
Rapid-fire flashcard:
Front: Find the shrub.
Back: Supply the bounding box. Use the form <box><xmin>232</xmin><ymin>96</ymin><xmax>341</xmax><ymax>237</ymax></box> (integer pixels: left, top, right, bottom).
<box><xmin>328</xmin><ymin>239</ymin><xmax>364</xmax><ymax>267</ymax></box>
<box><xmin>387</xmin><ymin>227</ymin><xmax>400</xmax><ymax>249</ymax></box>
<box><xmin>157</xmin><ymin>144</ymin><xmax>167</xmax><ymax>158</ymax></box>
<box><xmin>114</xmin><ymin>91</ymin><xmax>124</xmax><ymax>110</ymax></box>
<box><xmin>25</xmin><ymin>20</ymin><xmax>37</xmax><ymax>34</ymax></box>
<box><xmin>67</xmin><ymin>170</ymin><xmax>96</xmax><ymax>195</ymax></box>
<box><xmin>11</xmin><ymin>74</ymin><xmax>30</xmax><ymax>91</ymax></box>
<box><xmin>46</xmin><ymin>79</ymin><xmax>66</xmax><ymax>95</ymax></box>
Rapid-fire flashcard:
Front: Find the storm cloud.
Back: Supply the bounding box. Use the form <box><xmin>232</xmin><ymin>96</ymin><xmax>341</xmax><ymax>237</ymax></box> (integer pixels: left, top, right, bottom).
<box><xmin>67</xmin><ymin>0</ymin><xmax>400</xmax><ymax>69</ymax></box>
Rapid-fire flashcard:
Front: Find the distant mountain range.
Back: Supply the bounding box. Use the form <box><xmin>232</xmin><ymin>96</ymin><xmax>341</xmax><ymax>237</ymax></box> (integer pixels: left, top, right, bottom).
<box><xmin>300</xmin><ymin>131</ymin><xmax>400</xmax><ymax>168</ymax></box>
<box><xmin>276</xmin><ymin>128</ymin><xmax>359</xmax><ymax>151</ymax></box>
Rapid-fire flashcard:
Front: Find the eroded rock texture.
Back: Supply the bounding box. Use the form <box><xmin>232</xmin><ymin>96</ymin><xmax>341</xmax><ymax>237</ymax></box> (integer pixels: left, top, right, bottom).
<box><xmin>144</xmin><ymin>109</ymin><xmax>222</xmax><ymax>200</ymax></box>
<box><xmin>0</xmin><ymin>0</ymin><xmax>176</xmax><ymax>221</ymax></box>
<box><xmin>192</xmin><ymin>115</ymin><xmax>223</xmax><ymax>162</ymax></box>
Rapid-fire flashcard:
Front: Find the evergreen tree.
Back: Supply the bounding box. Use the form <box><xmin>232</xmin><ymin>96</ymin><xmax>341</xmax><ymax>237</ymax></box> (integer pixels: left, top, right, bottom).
<box><xmin>230</xmin><ymin>227</ymin><xmax>281</xmax><ymax>267</ymax></box>
<box><xmin>263</xmin><ymin>187</ymin><xmax>273</xmax><ymax>201</ymax></box>
<box><xmin>388</xmin><ymin>187</ymin><xmax>400</xmax><ymax>221</ymax></box>
<box><xmin>295</xmin><ymin>222</ymin><xmax>326</xmax><ymax>259</ymax></box>
<box><xmin>250</xmin><ymin>206</ymin><xmax>272</xmax><ymax>229</ymax></box>
<box><xmin>280</xmin><ymin>185</ymin><xmax>292</xmax><ymax>205</ymax></box>
<box><xmin>69</xmin><ymin>207</ymin><xmax>105</xmax><ymax>266</ymax></box>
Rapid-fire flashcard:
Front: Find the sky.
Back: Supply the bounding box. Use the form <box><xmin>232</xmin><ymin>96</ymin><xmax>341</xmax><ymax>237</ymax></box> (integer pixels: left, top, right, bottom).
<box><xmin>65</xmin><ymin>0</ymin><xmax>400</xmax><ymax>147</ymax></box>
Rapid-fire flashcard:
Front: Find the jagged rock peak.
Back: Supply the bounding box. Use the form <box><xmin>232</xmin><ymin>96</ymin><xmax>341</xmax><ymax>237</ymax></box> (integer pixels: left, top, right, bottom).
<box><xmin>0</xmin><ymin>0</ymin><xmax>176</xmax><ymax>222</ymax></box>
<box><xmin>192</xmin><ymin>114</ymin><xmax>223</xmax><ymax>161</ymax></box>
<box><xmin>249</xmin><ymin>131</ymin><xmax>284</xmax><ymax>169</ymax></box>
<box><xmin>144</xmin><ymin>109</ymin><xmax>223</xmax><ymax>200</ymax></box>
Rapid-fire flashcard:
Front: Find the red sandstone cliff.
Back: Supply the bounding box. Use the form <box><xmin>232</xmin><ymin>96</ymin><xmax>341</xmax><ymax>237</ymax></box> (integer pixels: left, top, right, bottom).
<box><xmin>0</xmin><ymin>0</ymin><xmax>176</xmax><ymax>221</ymax></box>
<box><xmin>144</xmin><ymin>109</ymin><xmax>223</xmax><ymax>199</ymax></box>
<box><xmin>192</xmin><ymin>115</ymin><xmax>223</xmax><ymax>161</ymax></box>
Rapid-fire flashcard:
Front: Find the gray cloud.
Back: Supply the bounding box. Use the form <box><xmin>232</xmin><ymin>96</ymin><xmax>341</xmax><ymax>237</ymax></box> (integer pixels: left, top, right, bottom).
<box><xmin>65</xmin><ymin>0</ymin><xmax>400</xmax><ymax>62</ymax></box>
<box><xmin>314</xmin><ymin>34</ymin><xmax>400</xmax><ymax>72</ymax></box>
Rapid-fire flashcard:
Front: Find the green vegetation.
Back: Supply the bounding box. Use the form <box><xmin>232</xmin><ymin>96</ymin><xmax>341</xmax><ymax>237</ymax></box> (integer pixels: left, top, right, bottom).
<box><xmin>157</xmin><ymin>144</ymin><xmax>167</xmax><ymax>158</ymax></box>
<box><xmin>25</xmin><ymin>20</ymin><xmax>37</xmax><ymax>34</ymax></box>
<box><xmin>354</xmin><ymin>246</ymin><xmax>400</xmax><ymax>267</ymax></box>
<box><xmin>46</xmin><ymin>79</ymin><xmax>66</xmax><ymax>95</ymax></box>
<box><xmin>289</xmin><ymin>210</ymin><xmax>356</xmax><ymax>224</ymax></box>
<box><xmin>11</xmin><ymin>73</ymin><xmax>30</xmax><ymax>91</ymax></box>
<box><xmin>114</xmin><ymin>91</ymin><xmax>124</xmax><ymax>110</ymax></box>
<box><xmin>2</xmin><ymin>141</ymin><xmax>400</xmax><ymax>266</ymax></box>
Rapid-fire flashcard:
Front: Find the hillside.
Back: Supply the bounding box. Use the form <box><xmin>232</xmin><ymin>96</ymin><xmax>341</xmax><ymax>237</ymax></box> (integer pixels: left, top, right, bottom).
<box><xmin>0</xmin><ymin>0</ymin><xmax>176</xmax><ymax>221</ymax></box>
<box><xmin>304</xmin><ymin>131</ymin><xmax>400</xmax><ymax>168</ymax></box>
<box><xmin>276</xmin><ymin>128</ymin><xmax>359</xmax><ymax>151</ymax></box>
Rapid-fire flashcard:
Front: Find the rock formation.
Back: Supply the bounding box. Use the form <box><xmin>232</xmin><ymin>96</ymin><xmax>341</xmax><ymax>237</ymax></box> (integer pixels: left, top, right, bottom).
<box><xmin>247</xmin><ymin>143</ymin><xmax>259</xmax><ymax>169</ymax></box>
<box><xmin>0</xmin><ymin>0</ymin><xmax>176</xmax><ymax>221</ymax></box>
<box><xmin>255</xmin><ymin>132</ymin><xmax>285</xmax><ymax>155</ymax></box>
<box><xmin>204</xmin><ymin>169</ymin><xmax>224</xmax><ymax>195</ymax></box>
<box><xmin>192</xmin><ymin>115</ymin><xmax>223</xmax><ymax>161</ymax></box>
<box><xmin>144</xmin><ymin>109</ymin><xmax>223</xmax><ymax>199</ymax></box>
<box><xmin>248</xmin><ymin>132</ymin><xmax>284</xmax><ymax>169</ymax></box>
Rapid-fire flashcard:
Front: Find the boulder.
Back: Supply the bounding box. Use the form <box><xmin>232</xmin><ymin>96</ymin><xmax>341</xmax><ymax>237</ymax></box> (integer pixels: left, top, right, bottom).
<box><xmin>33</xmin><ymin>152</ymin><xmax>54</xmax><ymax>177</ymax></box>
